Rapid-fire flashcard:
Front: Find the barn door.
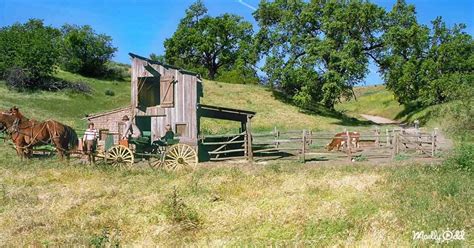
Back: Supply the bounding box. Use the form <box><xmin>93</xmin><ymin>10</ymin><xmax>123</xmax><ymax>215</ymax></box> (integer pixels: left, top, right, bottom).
<box><xmin>160</xmin><ymin>76</ymin><xmax>175</xmax><ymax>108</ymax></box>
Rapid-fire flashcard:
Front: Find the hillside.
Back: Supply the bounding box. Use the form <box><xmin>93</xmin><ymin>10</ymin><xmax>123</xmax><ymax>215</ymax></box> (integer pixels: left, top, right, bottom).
<box><xmin>335</xmin><ymin>85</ymin><xmax>403</xmax><ymax>121</ymax></box>
<box><xmin>0</xmin><ymin>70</ymin><xmax>130</xmax><ymax>129</ymax></box>
<box><xmin>200</xmin><ymin>80</ymin><xmax>371</xmax><ymax>134</ymax></box>
<box><xmin>0</xmin><ymin>72</ymin><xmax>374</xmax><ymax>134</ymax></box>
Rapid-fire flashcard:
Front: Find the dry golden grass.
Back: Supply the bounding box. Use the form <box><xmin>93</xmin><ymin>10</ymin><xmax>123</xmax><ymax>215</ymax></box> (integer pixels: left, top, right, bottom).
<box><xmin>0</xmin><ymin>146</ymin><xmax>471</xmax><ymax>246</ymax></box>
<box><xmin>200</xmin><ymin>80</ymin><xmax>370</xmax><ymax>134</ymax></box>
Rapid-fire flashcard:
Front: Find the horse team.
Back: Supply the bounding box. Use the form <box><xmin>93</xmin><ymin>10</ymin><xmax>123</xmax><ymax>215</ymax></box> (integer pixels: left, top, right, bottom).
<box><xmin>0</xmin><ymin>106</ymin><xmax>359</xmax><ymax>161</ymax></box>
<box><xmin>0</xmin><ymin>107</ymin><xmax>78</xmax><ymax>160</ymax></box>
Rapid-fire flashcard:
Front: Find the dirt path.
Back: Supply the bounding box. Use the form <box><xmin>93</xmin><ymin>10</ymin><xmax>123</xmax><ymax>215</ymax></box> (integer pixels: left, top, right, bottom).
<box><xmin>360</xmin><ymin>114</ymin><xmax>452</xmax><ymax>151</ymax></box>
<box><xmin>360</xmin><ymin>114</ymin><xmax>399</xmax><ymax>124</ymax></box>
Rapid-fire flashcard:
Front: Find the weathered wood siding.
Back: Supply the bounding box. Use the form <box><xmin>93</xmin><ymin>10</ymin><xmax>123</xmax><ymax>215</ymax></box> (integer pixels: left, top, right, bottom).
<box><xmin>86</xmin><ymin>107</ymin><xmax>132</xmax><ymax>143</ymax></box>
<box><xmin>131</xmin><ymin>57</ymin><xmax>198</xmax><ymax>145</ymax></box>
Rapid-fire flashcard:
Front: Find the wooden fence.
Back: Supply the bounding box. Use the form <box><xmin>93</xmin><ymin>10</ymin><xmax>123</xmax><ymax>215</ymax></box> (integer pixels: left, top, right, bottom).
<box><xmin>199</xmin><ymin>127</ymin><xmax>441</xmax><ymax>162</ymax></box>
<box><xmin>251</xmin><ymin>127</ymin><xmax>440</xmax><ymax>162</ymax></box>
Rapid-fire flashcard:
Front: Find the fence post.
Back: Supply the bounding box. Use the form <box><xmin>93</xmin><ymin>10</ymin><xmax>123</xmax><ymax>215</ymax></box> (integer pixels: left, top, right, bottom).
<box><xmin>432</xmin><ymin>128</ymin><xmax>438</xmax><ymax>157</ymax></box>
<box><xmin>391</xmin><ymin>132</ymin><xmax>397</xmax><ymax>159</ymax></box>
<box><xmin>346</xmin><ymin>130</ymin><xmax>352</xmax><ymax>161</ymax></box>
<box><xmin>375</xmin><ymin>128</ymin><xmax>380</xmax><ymax>146</ymax></box>
<box><xmin>386</xmin><ymin>129</ymin><xmax>390</xmax><ymax>147</ymax></box>
<box><xmin>275</xmin><ymin>126</ymin><xmax>280</xmax><ymax>149</ymax></box>
<box><xmin>301</xmin><ymin>130</ymin><xmax>306</xmax><ymax>163</ymax></box>
<box><xmin>246</xmin><ymin>116</ymin><xmax>253</xmax><ymax>162</ymax></box>
<box><xmin>244</xmin><ymin>131</ymin><xmax>248</xmax><ymax>158</ymax></box>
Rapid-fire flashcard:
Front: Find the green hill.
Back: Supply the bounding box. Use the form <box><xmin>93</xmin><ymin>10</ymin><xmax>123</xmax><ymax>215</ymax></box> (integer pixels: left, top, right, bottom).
<box><xmin>0</xmin><ymin>70</ymin><xmax>130</xmax><ymax>128</ymax></box>
<box><xmin>335</xmin><ymin>85</ymin><xmax>403</xmax><ymax>120</ymax></box>
<box><xmin>0</xmin><ymin>71</ymin><xmax>373</xmax><ymax>134</ymax></box>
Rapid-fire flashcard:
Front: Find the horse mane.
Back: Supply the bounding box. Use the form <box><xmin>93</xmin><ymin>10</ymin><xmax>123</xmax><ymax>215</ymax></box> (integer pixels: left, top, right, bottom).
<box><xmin>64</xmin><ymin>124</ymin><xmax>79</xmax><ymax>150</ymax></box>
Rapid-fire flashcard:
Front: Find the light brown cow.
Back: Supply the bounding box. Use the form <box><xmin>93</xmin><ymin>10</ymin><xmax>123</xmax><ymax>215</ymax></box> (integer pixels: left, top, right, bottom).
<box><xmin>326</xmin><ymin>132</ymin><xmax>360</xmax><ymax>151</ymax></box>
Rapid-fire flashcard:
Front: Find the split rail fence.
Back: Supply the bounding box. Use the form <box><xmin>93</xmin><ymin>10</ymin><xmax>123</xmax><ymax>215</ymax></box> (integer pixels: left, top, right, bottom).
<box><xmin>200</xmin><ymin>127</ymin><xmax>441</xmax><ymax>162</ymax></box>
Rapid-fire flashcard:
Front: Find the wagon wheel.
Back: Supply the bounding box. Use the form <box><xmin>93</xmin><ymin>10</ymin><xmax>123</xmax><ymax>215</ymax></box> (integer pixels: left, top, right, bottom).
<box><xmin>106</xmin><ymin>145</ymin><xmax>134</xmax><ymax>168</ymax></box>
<box><xmin>162</xmin><ymin>144</ymin><xmax>197</xmax><ymax>171</ymax></box>
<box><xmin>148</xmin><ymin>155</ymin><xmax>163</xmax><ymax>169</ymax></box>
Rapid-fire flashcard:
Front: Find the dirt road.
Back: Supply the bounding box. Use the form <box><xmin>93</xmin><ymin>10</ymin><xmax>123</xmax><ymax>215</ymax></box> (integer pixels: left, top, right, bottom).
<box><xmin>360</xmin><ymin>114</ymin><xmax>399</xmax><ymax>124</ymax></box>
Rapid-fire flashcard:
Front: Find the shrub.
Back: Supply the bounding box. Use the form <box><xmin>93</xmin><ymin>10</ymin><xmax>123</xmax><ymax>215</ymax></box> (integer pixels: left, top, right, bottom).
<box><xmin>105</xmin><ymin>89</ymin><xmax>115</xmax><ymax>96</ymax></box>
<box><xmin>216</xmin><ymin>68</ymin><xmax>259</xmax><ymax>84</ymax></box>
<box><xmin>60</xmin><ymin>24</ymin><xmax>117</xmax><ymax>77</ymax></box>
<box><xmin>445</xmin><ymin>143</ymin><xmax>474</xmax><ymax>172</ymax></box>
<box><xmin>4</xmin><ymin>67</ymin><xmax>33</xmax><ymax>90</ymax></box>
<box><xmin>0</xmin><ymin>19</ymin><xmax>61</xmax><ymax>84</ymax></box>
<box><xmin>102</xmin><ymin>61</ymin><xmax>130</xmax><ymax>80</ymax></box>
<box><xmin>162</xmin><ymin>187</ymin><xmax>201</xmax><ymax>230</ymax></box>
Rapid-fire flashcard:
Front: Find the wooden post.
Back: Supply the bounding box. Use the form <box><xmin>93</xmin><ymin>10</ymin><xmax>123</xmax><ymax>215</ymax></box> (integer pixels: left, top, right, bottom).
<box><xmin>346</xmin><ymin>130</ymin><xmax>352</xmax><ymax>161</ymax></box>
<box><xmin>246</xmin><ymin>116</ymin><xmax>253</xmax><ymax>162</ymax></box>
<box><xmin>244</xmin><ymin>131</ymin><xmax>248</xmax><ymax>158</ymax></box>
<box><xmin>391</xmin><ymin>132</ymin><xmax>398</xmax><ymax>159</ymax></box>
<box><xmin>432</xmin><ymin>128</ymin><xmax>438</xmax><ymax>157</ymax></box>
<box><xmin>375</xmin><ymin>128</ymin><xmax>380</xmax><ymax>146</ymax></box>
<box><xmin>386</xmin><ymin>129</ymin><xmax>390</xmax><ymax>147</ymax></box>
<box><xmin>417</xmin><ymin>128</ymin><xmax>422</xmax><ymax>154</ymax></box>
<box><xmin>274</xmin><ymin>126</ymin><xmax>280</xmax><ymax>149</ymax></box>
<box><xmin>301</xmin><ymin>130</ymin><xmax>306</xmax><ymax>163</ymax></box>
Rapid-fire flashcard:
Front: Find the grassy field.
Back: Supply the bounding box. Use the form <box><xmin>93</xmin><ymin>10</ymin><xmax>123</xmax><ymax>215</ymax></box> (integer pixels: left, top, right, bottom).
<box><xmin>336</xmin><ymin>85</ymin><xmax>403</xmax><ymax>121</ymax></box>
<box><xmin>0</xmin><ymin>73</ymin><xmax>471</xmax><ymax>246</ymax></box>
<box><xmin>0</xmin><ymin>70</ymin><xmax>130</xmax><ymax>129</ymax></box>
<box><xmin>0</xmin><ymin>72</ymin><xmax>376</xmax><ymax>134</ymax></box>
<box><xmin>200</xmin><ymin>80</ymin><xmax>373</xmax><ymax>134</ymax></box>
<box><xmin>0</xmin><ymin>145</ymin><xmax>471</xmax><ymax>246</ymax></box>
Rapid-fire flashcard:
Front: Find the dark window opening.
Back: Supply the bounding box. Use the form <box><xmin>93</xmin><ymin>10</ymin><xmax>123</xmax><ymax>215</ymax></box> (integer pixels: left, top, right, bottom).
<box><xmin>138</xmin><ymin>77</ymin><xmax>160</xmax><ymax>108</ymax></box>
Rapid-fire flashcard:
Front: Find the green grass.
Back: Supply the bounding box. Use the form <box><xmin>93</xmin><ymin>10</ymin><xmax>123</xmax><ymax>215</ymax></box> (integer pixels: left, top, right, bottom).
<box><xmin>335</xmin><ymin>85</ymin><xmax>404</xmax><ymax>120</ymax></box>
<box><xmin>0</xmin><ymin>145</ymin><xmax>471</xmax><ymax>246</ymax></box>
<box><xmin>0</xmin><ymin>72</ymin><xmax>373</xmax><ymax>134</ymax></box>
<box><xmin>200</xmin><ymin>80</ymin><xmax>372</xmax><ymax>134</ymax></box>
<box><xmin>0</xmin><ymin>70</ymin><xmax>130</xmax><ymax>129</ymax></box>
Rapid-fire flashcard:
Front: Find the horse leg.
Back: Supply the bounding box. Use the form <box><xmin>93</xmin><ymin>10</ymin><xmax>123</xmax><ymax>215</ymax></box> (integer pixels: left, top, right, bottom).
<box><xmin>52</xmin><ymin>138</ymin><xmax>64</xmax><ymax>161</ymax></box>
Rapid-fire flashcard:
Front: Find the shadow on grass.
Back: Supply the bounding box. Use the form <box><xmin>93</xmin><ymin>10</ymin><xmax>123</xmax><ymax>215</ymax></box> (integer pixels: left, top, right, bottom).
<box><xmin>272</xmin><ymin>90</ymin><xmax>373</xmax><ymax>127</ymax></box>
<box><xmin>394</xmin><ymin>102</ymin><xmax>433</xmax><ymax>125</ymax></box>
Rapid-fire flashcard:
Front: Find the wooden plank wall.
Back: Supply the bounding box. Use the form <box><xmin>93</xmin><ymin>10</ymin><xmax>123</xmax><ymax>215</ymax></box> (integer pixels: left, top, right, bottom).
<box><xmin>131</xmin><ymin>58</ymin><xmax>199</xmax><ymax>146</ymax></box>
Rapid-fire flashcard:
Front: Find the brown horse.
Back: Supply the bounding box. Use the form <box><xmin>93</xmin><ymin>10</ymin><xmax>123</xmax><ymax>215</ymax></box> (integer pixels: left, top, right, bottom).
<box><xmin>0</xmin><ymin>108</ymin><xmax>78</xmax><ymax>160</ymax></box>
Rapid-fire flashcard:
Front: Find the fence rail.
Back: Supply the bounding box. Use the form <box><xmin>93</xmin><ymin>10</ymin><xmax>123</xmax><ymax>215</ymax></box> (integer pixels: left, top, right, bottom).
<box><xmin>199</xmin><ymin>126</ymin><xmax>441</xmax><ymax>163</ymax></box>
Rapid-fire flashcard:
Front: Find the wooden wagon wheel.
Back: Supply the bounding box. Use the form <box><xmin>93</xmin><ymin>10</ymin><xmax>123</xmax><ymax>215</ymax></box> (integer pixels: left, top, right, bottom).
<box><xmin>148</xmin><ymin>155</ymin><xmax>162</xmax><ymax>169</ymax></box>
<box><xmin>162</xmin><ymin>144</ymin><xmax>197</xmax><ymax>171</ymax></box>
<box><xmin>106</xmin><ymin>145</ymin><xmax>134</xmax><ymax>168</ymax></box>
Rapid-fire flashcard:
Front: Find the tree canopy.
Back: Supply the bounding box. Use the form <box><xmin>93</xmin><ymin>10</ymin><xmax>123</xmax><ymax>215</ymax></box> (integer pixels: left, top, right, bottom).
<box><xmin>60</xmin><ymin>24</ymin><xmax>117</xmax><ymax>77</ymax></box>
<box><xmin>254</xmin><ymin>0</ymin><xmax>386</xmax><ymax>109</ymax></box>
<box><xmin>164</xmin><ymin>0</ymin><xmax>256</xmax><ymax>80</ymax></box>
<box><xmin>379</xmin><ymin>0</ymin><xmax>473</xmax><ymax>105</ymax></box>
<box><xmin>0</xmin><ymin>19</ymin><xmax>61</xmax><ymax>84</ymax></box>
<box><xmin>254</xmin><ymin>0</ymin><xmax>473</xmax><ymax>109</ymax></box>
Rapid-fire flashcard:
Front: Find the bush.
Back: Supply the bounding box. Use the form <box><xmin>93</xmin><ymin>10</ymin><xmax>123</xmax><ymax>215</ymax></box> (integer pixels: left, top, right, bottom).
<box><xmin>445</xmin><ymin>143</ymin><xmax>474</xmax><ymax>172</ymax></box>
<box><xmin>162</xmin><ymin>187</ymin><xmax>201</xmax><ymax>230</ymax></box>
<box><xmin>216</xmin><ymin>68</ymin><xmax>259</xmax><ymax>84</ymax></box>
<box><xmin>104</xmin><ymin>89</ymin><xmax>115</xmax><ymax>96</ymax></box>
<box><xmin>60</xmin><ymin>24</ymin><xmax>117</xmax><ymax>77</ymax></box>
<box><xmin>102</xmin><ymin>61</ymin><xmax>130</xmax><ymax>80</ymax></box>
<box><xmin>4</xmin><ymin>67</ymin><xmax>33</xmax><ymax>90</ymax></box>
<box><xmin>0</xmin><ymin>19</ymin><xmax>61</xmax><ymax>84</ymax></box>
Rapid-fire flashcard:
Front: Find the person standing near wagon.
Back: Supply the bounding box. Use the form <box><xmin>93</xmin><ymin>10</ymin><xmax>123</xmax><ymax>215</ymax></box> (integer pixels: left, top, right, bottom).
<box><xmin>121</xmin><ymin>115</ymin><xmax>141</xmax><ymax>140</ymax></box>
<box><xmin>83</xmin><ymin>122</ymin><xmax>98</xmax><ymax>164</ymax></box>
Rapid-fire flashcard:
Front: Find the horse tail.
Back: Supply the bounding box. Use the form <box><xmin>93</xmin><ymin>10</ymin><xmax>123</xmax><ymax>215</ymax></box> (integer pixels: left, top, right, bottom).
<box><xmin>65</xmin><ymin>125</ymin><xmax>79</xmax><ymax>151</ymax></box>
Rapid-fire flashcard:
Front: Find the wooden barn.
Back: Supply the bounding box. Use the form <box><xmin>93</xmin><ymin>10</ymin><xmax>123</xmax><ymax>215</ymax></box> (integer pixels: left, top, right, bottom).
<box><xmin>86</xmin><ymin>53</ymin><xmax>255</xmax><ymax>160</ymax></box>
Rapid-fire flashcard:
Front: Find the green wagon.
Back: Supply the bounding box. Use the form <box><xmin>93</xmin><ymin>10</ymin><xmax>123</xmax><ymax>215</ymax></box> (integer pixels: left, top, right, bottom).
<box><xmin>95</xmin><ymin>130</ymin><xmax>198</xmax><ymax>171</ymax></box>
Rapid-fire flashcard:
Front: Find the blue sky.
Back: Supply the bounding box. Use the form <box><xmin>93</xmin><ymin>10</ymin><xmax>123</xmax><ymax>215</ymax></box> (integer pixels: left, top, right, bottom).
<box><xmin>1</xmin><ymin>0</ymin><xmax>473</xmax><ymax>85</ymax></box>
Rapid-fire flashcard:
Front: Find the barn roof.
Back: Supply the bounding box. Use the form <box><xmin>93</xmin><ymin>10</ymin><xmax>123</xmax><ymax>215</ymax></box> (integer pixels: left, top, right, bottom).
<box><xmin>198</xmin><ymin>104</ymin><xmax>255</xmax><ymax>122</ymax></box>
<box><xmin>129</xmin><ymin>52</ymin><xmax>200</xmax><ymax>77</ymax></box>
<box><xmin>84</xmin><ymin>106</ymin><xmax>131</xmax><ymax>120</ymax></box>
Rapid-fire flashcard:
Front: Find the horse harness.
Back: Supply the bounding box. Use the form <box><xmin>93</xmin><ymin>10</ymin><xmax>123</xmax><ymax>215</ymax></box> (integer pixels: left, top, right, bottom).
<box><xmin>7</xmin><ymin>118</ymin><xmax>59</xmax><ymax>150</ymax></box>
